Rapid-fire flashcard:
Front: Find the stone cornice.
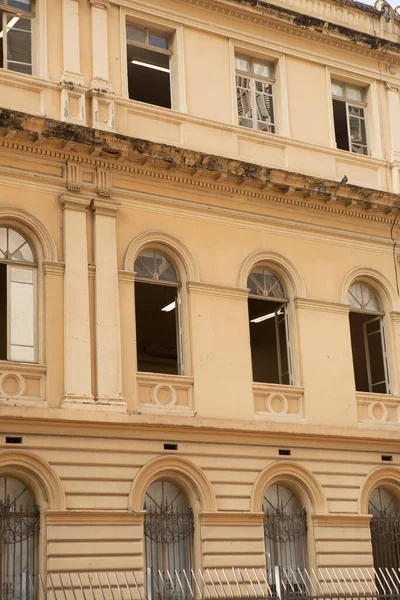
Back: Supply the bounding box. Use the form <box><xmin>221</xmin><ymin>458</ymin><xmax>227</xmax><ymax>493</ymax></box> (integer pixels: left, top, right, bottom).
<box><xmin>187</xmin><ymin>281</ymin><xmax>249</xmax><ymax>300</ymax></box>
<box><xmin>312</xmin><ymin>513</ymin><xmax>372</xmax><ymax>527</ymax></box>
<box><xmin>1</xmin><ymin>110</ymin><xmax>400</xmax><ymax>223</ymax></box>
<box><xmin>295</xmin><ymin>297</ymin><xmax>351</xmax><ymax>314</ymax></box>
<box><xmin>200</xmin><ymin>511</ymin><xmax>264</xmax><ymax>526</ymax></box>
<box><xmin>180</xmin><ymin>0</ymin><xmax>400</xmax><ymax>64</ymax></box>
<box><xmin>45</xmin><ymin>510</ymin><xmax>145</xmax><ymax>525</ymax></box>
<box><xmin>59</xmin><ymin>194</ymin><xmax>91</xmax><ymax>212</ymax></box>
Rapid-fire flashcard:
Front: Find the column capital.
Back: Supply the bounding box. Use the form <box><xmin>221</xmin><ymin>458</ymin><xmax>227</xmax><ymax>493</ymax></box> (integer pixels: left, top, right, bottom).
<box><xmin>89</xmin><ymin>0</ymin><xmax>110</xmax><ymax>7</ymax></box>
<box><xmin>91</xmin><ymin>198</ymin><xmax>120</xmax><ymax>217</ymax></box>
<box><xmin>59</xmin><ymin>195</ymin><xmax>91</xmax><ymax>212</ymax></box>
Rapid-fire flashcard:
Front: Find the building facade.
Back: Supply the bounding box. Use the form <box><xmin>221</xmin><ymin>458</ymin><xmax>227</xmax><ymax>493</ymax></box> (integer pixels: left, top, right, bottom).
<box><xmin>2</xmin><ymin>0</ymin><xmax>400</xmax><ymax>594</ymax></box>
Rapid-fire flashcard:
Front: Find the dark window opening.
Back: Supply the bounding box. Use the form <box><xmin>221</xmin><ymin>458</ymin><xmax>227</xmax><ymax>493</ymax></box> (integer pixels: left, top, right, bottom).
<box><xmin>349</xmin><ymin>312</ymin><xmax>387</xmax><ymax>394</ymax></box>
<box><xmin>0</xmin><ymin>263</ymin><xmax>7</xmax><ymax>360</ymax></box>
<box><xmin>135</xmin><ymin>281</ymin><xmax>179</xmax><ymax>375</ymax></box>
<box><xmin>333</xmin><ymin>99</ymin><xmax>349</xmax><ymax>152</ymax></box>
<box><xmin>248</xmin><ymin>298</ymin><xmax>290</xmax><ymax>384</ymax></box>
<box><xmin>127</xmin><ymin>44</ymin><xmax>171</xmax><ymax>109</ymax></box>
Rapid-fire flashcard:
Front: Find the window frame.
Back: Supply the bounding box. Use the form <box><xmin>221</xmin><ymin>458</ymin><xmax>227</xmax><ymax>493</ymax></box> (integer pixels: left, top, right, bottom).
<box><xmin>134</xmin><ymin>250</ymin><xmax>185</xmax><ymax>376</ymax></box>
<box><xmin>0</xmin><ymin>227</ymin><xmax>38</xmax><ymax>364</ymax></box>
<box><xmin>125</xmin><ymin>20</ymin><xmax>173</xmax><ymax>109</ymax></box>
<box><xmin>0</xmin><ymin>0</ymin><xmax>35</xmax><ymax>75</ymax></box>
<box><xmin>331</xmin><ymin>80</ymin><xmax>369</xmax><ymax>156</ymax></box>
<box><xmin>235</xmin><ymin>53</ymin><xmax>277</xmax><ymax>133</ymax></box>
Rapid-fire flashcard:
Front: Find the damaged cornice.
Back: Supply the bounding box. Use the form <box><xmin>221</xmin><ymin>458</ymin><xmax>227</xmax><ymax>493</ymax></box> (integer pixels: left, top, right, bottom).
<box><xmin>0</xmin><ymin>108</ymin><xmax>399</xmax><ymax>222</ymax></box>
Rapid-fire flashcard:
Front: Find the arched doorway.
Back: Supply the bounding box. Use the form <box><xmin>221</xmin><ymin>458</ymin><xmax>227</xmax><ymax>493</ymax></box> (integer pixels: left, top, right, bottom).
<box><xmin>144</xmin><ymin>481</ymin><xmax>194</xmax><ymax>599</ymax></box>
<box><xmin>0</xmin><ymin>476</ymin><xmax>40</xmax><ymax>600</ymax></box>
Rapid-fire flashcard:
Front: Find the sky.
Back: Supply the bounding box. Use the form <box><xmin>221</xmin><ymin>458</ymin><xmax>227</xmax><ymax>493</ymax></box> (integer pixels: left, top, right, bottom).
<box><xmin>357</xmin><ymin>0</ymin><xmax>398</xmax><ymax>5</ymax></box>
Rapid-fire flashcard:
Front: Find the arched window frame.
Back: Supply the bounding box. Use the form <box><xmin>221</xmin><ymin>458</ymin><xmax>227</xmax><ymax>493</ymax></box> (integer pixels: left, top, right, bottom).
<box><xmin>0</xmin><ymin>226</ymin><xmax>38</xmax><ymax>363</ymax></box>
<box><xmin>348</xmin><ymin>279</ymin><xmax>391</xmax><ymax>394</ymax></box>
<box><xmin>368</xmin><ymin>486</ymin><xmax>400</xmax><ymax>575</ymax></box>
<box><xmin>247</xmin><ymin>264</ymin><xmax>294</xmax><ymax>386</ymax></box>
<box><xmin>133</xmin><ymin>246</ymin><xmax>190</xmax><ymax>376</ymax></box>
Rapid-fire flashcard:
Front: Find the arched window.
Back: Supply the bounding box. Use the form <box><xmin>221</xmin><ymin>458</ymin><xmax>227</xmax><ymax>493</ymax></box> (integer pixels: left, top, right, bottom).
<box><xmin>263</xmin><ymin>484</ymin><xmax>308</xmax><ymax>583</ymax></box>
<box><xmin>348</xmin><ymin>282</ymin><xmax>389</xmax><ymax>393</ymax></box>
<box><xmin>369</xmin><ymin>488</ymin><xmax>400</xmax><ymax>571</ymax></box>
<box><xmin>247</xmin><ymin>267</ymin><xmax>292</xmax><ymax>384</ymax></box>
<box><xmin>0</xmin><ymin>227</ymin><xmax>36</xmax><ymax>362</ymax></box>
<box><xmin>0</xmin><ymin>476</ymin><xmax>40</xmax><ymax>599</ymax></box>
<box><xmin>144</xmin><ymin>481</ymin><xmax>194</xmax><ymax>599</ymax></box>
<box><xmin>134</xmin><ymin>250</ymin><xmax>183</xmax><ymax>375</ymax></box>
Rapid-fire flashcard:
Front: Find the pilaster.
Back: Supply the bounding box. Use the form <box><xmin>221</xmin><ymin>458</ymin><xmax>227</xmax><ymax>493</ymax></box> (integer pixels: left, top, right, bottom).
<box><xmin>59</xmin><ymin>195</ymin><xmax>93</xmax><ymax>408</ymax></box>
<box><xmin>88</xmin><ymin>0</ymin><xmax>115</xmax><ymax>131</ymax></box>
<box><xmin>91</xmin><ymin>198</ymin><xmax>126</xmax><ymax>412</ymax></box>
<box><xmin>61</xmin><ymin>0</ymin><xmax>87</xmax><ymax>125</ymax></box>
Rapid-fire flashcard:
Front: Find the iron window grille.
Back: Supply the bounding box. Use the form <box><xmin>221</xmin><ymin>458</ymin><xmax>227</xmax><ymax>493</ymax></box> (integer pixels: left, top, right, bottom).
<box><xmin>126</xmin><ymin>22</ymin><xmax>172</xmax><ymax>109</ymax></box>
<box><xmin>0</xmin><ymin>477</ymin><xmax>40</xmax><ymax>600</ymax></box>
<box><xmin>263</xmin><ymin>484</ymin><xmax>308</xmax><ymax>588</ymax></box>
<box><xmin>0</xmin><ymin>227</ymin><xmax>37</xmax><ymax>363</ymax></box>
<box><xmin>348</xmin><ymin>282</ymin><xmax>389</xmax><ymax>394</ymax></box>
<box><xmin>235</xmin><ymin>55</ymin><xmax>276</xmax><ymax>133</ymax></box>
<box><xmin>332</xmin><ymin>81</ymin><xmax>368</xmax><ymax>155</ymax></box>
<box><xmin>144</xmin><ymin>481</ymin><xmax>194</xmax><ymax>600</ymax></box>
<box><xmin>247</xmin><ymin>268</ymin><xmax>293</xmax><ymax>385</ymax></box>
<box><xmin>0</xmin><ymin>0</ymin><xmax>34</xmax><ymax>75</ymax></box>
<box><xmin>369</xmin><ymin>488</ymin><xmax>400</xmax><ymax>577</ymax></box>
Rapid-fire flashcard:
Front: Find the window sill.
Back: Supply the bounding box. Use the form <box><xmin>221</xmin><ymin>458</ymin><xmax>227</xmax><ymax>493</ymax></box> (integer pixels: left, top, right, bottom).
<box><xmin>136</xmin><ymin>372</ymin><xmax>195</xmax><ymax>416</ymax></box>
<box><xmin>0</xmin><ymin>361</ymin><xmax>47</xmax><ymax>408</ymax></box>
<box><xmin>253</xmin><ymin>382</ymin><xmax>305</xmax><ymax>423</ymax></box>
<box><xmin>357</xmin><ymin>391</ymin><xmax>400</xmax><ymax>426</ymax></box>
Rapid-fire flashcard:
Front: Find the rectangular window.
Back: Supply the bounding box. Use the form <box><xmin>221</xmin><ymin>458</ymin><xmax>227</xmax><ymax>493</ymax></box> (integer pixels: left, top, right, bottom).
<box><xmin>332</xmin><ymin>81</ymin><xmax>368</xmax><ymax>155</ymax></box>
<box><xmin>0</xmin><ymin>0</ymin><xmax>33</xmax><ymax>75</ymax></box>
<box><xmin>235</xmin><ymin>55</ymin><xmax>276</xmax><ymax>133</ymax></box>
<box><xmin>126</xmin><ymin>22</ymin><xmax>172</xmax><ymax>109</ymax></box>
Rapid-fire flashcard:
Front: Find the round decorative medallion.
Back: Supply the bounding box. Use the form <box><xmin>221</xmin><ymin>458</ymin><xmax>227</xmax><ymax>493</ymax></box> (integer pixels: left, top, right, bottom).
<box><xmin>151</xmin><ymin>384</ymin><xmax>177</xmax><ymax>407</ymax></box>
<box><xmin>367</xmin><ymin>401</ymin><xmax>387</xmax><ymax>422</ymax></box>
<box><xmin>266</xmin><ymin>393</ymin><xmax>288</xmax><ymax>415</ymax></box>
<box><xmin>0</xmin><ymin>373</ymin><xmax>25</xmax><ymax>398</ymax></box>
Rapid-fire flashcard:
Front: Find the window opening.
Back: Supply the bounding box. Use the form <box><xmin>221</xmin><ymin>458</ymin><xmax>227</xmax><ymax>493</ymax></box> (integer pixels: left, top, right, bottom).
<box><xmin>0</xmin><ymin>227</ymin><xmax>36</xmax><ymax>362</ymax></box>
<box><xmin>0</xmin><ymin>0</ymin><xmax>33</xmax><ymax>75</ymax></box>
<box><xmin>0</xmin><ymin>476</ymin><xmax>40</xmax><ymax>600</ymax></box>
<box><xmin>332</xmin><ymin>81</ymin><xmax>368</xmax><ymax>155</ymax></box>
<box><xmin>144</xmin><ymin>480</ymin><xmax>194</xmax><ymax>600</ymax></box>
<box><xmin>235</xmin><ymin>55</ymin><xmax>276</xmax><ymax>133</ymax></box>
<box><xmin>348</xmin><ymin>282</ymin><xmax>389</xmax><ymax>394</ymax></box>
<box><xmin>247</xmin><ymin>267</ymin><xmax>292</xmax><ymax>384</ymax></box>
<box><xmin>134</xmin><ymin>250</ymin><xmax>183</xmax><ymax>375</ymax></box>
<box><xmin>126</xmin><ymin>22</ymin><xmax>172</xmax><ymax>109</ymax></box>
<box><xmin>369</xmin><ymin>488</ymin><xmax>400</xmax><ymax>584</ymax></box>
<box><xmin>263</xmin><ymin>484</ymin><xmax>308</xmax><ymax>587</ymax></box>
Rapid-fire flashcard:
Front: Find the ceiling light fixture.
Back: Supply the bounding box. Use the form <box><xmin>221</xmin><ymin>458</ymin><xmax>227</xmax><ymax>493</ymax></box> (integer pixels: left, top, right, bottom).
<box><xmin>131</xmin><ymin>60</ymin><xmax>170</xmax><ymax>73</ymax></box>
<box><xmin>161</xmin><ymin>301</ymin><xmax>176</xmax><ymax>312</ymax></box>
<box><xmin>250</xmin><ymin>308</ymin><xmax>283</xmax><ymax>324</ymax></box>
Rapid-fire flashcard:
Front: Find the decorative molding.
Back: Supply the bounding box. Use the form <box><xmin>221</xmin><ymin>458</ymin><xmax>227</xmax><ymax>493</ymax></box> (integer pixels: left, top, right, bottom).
<box><xmin>187</xmin><ymin>281</ymin><xmax>249</xmax><ymax>300</ymax></box>
<box><xmin>390</xmin><ymin>311</ymin><xmax>400</xmax><ymax>322</ymax></box>
<box><xmin>0</xmin><ymin>205</ymin><xmax>58</xmax><ymax>262</ymax></box>
<box><xmin>45</xmin><ymin>509</ymin><xmax>145</xmax><ymax>526</ymax></box>
<box><xmin>0</xmin><ymin>363</ymin><xmax>47</xmax><ymax>409</ymax></box>
<box><xmin>59</xmin><ymin>194</ymin><xmax>91</xmax><ymax>212</ymax></box>
<box><xmin>239</xmin><ymin>250</ymin><xmax>306</xmax><ymax>295</ymax></box>
<box><xmin>89</xmin><ymin>0</ymin><xmax>110</xmax><ymax>8</ymax></box>
<box><xmin>312</xmin><ymin>514</ymin><xmax>372</xmax><ymax>528</ymax></box>
<box><xmin>94</xmin><ymin>396</ymin><xmax>127</xmax><ymax>413</ymax></box>
<box><xmin>43</xmin><ymin>261</ymin><xmax>65</xmax><ymax>276</ymax></box>
<box><xmin>118</xmin><ymin>270</ymin><xmax>135</xmax><ymax>284</ymax></box>
<box><xmin>357</xmin><ymin>392</ymin><xmax>400</xmax><ymax>427</ymax></box>
<box><xmin>91</xmin><ymin>198</ymin><xmax>120</xmax><ymax>216</ymax></box>
<box><xmin>88</xmin><ymin>265</ymin><xmax>96</xmax><ymax>279</ymax></box>
<box><xmin>359</xmin><ymin>466</ymin><xmax>400</xmax><ymax>513</ymax></box>
<box><xmin>295</xmin><ymin>297</ymin><xmax>350</xmax><ymax>314</ymax></box>
<box><xmin>200</xmin><ymin>511</ymin><xmax>264</xmax><ymax>526</ymax></box>
<box><xmin>253</xmin><ymin>383</ymin><xmax>305</xmax><ymax>423</ymax></box>
<box><xmin>136</xmin><ymin>373</ymin><xmax>195</xmax><ymax>417</ymax></box>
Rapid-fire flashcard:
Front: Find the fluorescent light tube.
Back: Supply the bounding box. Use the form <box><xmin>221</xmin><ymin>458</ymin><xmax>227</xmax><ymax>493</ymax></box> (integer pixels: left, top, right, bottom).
<box><xmin>250</xmin><ymin>308</ymin><xmax>283</xmax><ymax>324</ymax></box>
<box><xmin>162</xmin><ymin>301</ymin><xmax>176</xmax><ymax>312</ymax></box>
<box><xmin>0</xmin><ymin>16</ymin><xmax>20</xmax><ymax>38</ymax></box>
<box><xmin>131</xmin><ymin>60</ymin><xmax>170</xmax><ymax>73</ymax></box>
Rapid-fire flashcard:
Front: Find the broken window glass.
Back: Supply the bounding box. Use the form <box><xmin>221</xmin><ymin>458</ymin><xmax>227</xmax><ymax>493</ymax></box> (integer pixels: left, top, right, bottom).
<box><xmin>126</xmin><ymin>23</ymin><xmax>172</xmax><ymax>109</ymax></box>
<box><xmin>236</xmin><ymin>55</ymin><xmax>276</xmax><ymax>133</ymax></box>
<box><xmin>348</xmin><ymin>282</ymin><xmax>389</xmax><ymax>394</ymax></box>
<box><xmin>247</xmin><ymin>268</ymin><xmax>292</xmax><ymax>385</ymax></box>
<box><xmin>332</xmin><ymin>81</ymin><xmax>368</xmax><ymax>155</ymax></box>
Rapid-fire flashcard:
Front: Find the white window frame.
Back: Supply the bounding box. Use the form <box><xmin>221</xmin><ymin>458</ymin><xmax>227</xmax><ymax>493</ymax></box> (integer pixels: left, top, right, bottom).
<box><xmin>0</xmin><ymin>0</ymin><xmax>34</xmax><ymax>75</ymax></box>
<box><xmin>235</xmin><ymin>54</ymin><xmax>276</xmax><ymax>133</ymax></box>
<box><xmin>331</xmin><ymin>80</ymin><xmax>369</xmax><ymax>156</ymax></box>
<box><xmin>7</xmin><ymin>263</ymin><xmax>37</xmax><ymax>362</ymax></box>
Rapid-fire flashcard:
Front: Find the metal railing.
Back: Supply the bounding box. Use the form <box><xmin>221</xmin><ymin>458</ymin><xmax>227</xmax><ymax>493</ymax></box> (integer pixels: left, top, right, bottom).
<box><xmin>5</xmin><ymin>567</ymin><xmax>400</xmax><ymax>600</ymax></box>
